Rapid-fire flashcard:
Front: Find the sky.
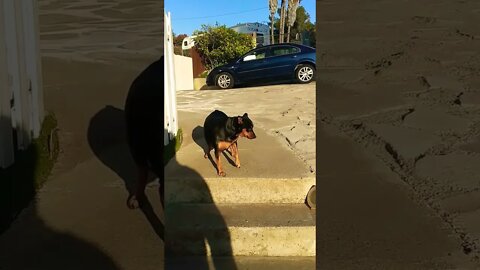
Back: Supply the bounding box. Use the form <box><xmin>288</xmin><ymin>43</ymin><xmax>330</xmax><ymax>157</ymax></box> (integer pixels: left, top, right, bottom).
<box><xmin>165</xmin><ymin>0</ymin><xmax>316</xmax><ymax>36</ymax></box>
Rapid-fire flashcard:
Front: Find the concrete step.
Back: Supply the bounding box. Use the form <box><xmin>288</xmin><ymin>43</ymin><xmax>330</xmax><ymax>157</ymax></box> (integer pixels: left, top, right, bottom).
<box><xmin>166</xmin><ymin>256</ymin><xmax>316</xmax><ymax>270</ymax></box>
<box><xmin>166</xmin><ymin>177</ymin><xmax>315</xmax><ymax>204</ymax></box>
<box><xmin>165</xmin><ymin>204</ymin><xmax>316</xmax><ymax>256</ymax></box>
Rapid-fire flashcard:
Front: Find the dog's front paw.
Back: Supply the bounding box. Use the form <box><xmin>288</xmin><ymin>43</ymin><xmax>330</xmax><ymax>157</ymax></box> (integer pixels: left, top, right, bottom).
<box><xmin>204</xmin><ymin>153</ymin><xmax>208</xmax><ymax>159</ymax></box>
<box><xmin>218</xmin><ymin>171</ymin><xmax>226</xmax><ymax>177</ymax></box>
<box><xmin>235</xmin><ymin>163</ymin><xmax>241</xmax><ymax>168</ymax></box>
<box><xmin>127</xmin><ymin>193</ymin><xmax>146</xmax><ymax>209</ymax></box>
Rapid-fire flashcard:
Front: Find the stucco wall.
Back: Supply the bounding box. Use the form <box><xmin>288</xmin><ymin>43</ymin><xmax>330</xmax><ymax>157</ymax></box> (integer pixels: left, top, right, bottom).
<box><xmin>174</xmin><ymin>54</ymin><xmax>194</xmax><ymax>91</ymax></box>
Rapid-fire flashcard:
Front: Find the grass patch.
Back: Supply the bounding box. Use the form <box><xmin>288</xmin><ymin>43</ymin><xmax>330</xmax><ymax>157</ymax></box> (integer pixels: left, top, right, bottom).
<box><xmin>0</xmin><ymin>113</ymin><xmax>59</xmax><ymax>233</ymax></box>
<box><xmin>198</xmin><ymin>70</ymin><xmax>209</xmax><ymax>78</ymax></box>
<box><xmin>163</xmin><ymin>128</ymin><xmax>183</xmax><ymax>166</ymax></box>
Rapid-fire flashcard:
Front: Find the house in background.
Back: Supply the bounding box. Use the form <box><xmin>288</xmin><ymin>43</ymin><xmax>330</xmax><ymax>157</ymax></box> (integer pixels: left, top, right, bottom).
<box><xmin>181</xmin><ymin>35</ymin><xmax>205</xmax><ymax>79</ymax></box>
<box><xmin>230</xmin><ymin>22</ymin><xmax>270</xmax><ymax>47</ymax></box>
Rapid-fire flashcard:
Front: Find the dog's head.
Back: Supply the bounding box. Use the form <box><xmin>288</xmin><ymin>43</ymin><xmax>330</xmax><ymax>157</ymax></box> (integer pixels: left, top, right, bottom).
<box><xmin>237</xmin><ymin>113</ymin><xmax>256</xmax><ymax>139</ymax></box>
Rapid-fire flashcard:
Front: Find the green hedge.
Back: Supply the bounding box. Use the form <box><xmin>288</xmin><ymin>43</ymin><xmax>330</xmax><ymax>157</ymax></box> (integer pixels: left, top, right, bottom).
<box><xmin>163</xmin><ymin>128</ymin><xmax>183</xmax><ymax>166</ymax></box>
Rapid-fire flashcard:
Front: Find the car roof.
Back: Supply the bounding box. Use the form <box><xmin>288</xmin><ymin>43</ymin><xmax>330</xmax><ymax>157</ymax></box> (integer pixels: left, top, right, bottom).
<box><xmin>255</xmin><ymin>43</ymin><xmax>315</xmax><ymax>50</ymax></box>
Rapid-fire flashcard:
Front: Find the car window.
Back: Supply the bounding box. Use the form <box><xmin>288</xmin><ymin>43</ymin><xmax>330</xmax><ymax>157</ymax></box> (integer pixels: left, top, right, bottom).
<box><xmin>271</xmin><ymin>46</ymin><xmax>300</xmax><ymax>56</ymax></box>
<box><xmin>243</xmin><ymin>48</ymin><xmax>268</xmax><ymax>61</ymax></box>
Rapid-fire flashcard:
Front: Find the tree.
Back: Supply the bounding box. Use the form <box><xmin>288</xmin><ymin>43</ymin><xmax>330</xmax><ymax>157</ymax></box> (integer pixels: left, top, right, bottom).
<box><xmin>272</xmin><ymin>5</ymin><xmax>315</xmax><ymax>47</ymax></box>
<box><xmin>193</xmin><ymin>25</ymin><xmax>255</xmax><ymax>70</ymax></box>
<box><xmin>269</xmin><ymin>0</ymin><xmax>278</xmax><ymax>44</ymax></box>
<box><xmin>279</xmin><ymin>0</ymin><xmax>287</xmax><ymax>43</ymax></box>
<box><xmin>173</xmin><ymin>33</ymin><xmax>187</xmax><ymax>55</ymax></box>
<box><xmin>286</xmin><ymin>0</ymin><xmax>300</xmax><ymax>43</ymax></box>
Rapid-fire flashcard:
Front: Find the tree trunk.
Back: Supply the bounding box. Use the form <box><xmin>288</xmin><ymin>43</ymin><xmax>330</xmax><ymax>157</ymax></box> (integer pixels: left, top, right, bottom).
<box><xmin>269</xmin><ymin>0</ymin><xmax>278</xmax><ymax>45</ymax></box>
<box><xmin>287</xmin><ymin>25</ymin><xmax>291</xmax><ymax>43</ymax></box>
<box><xmin>279</xmin><ymin>0</ymin><xmax>287</xmax><ymax>43</ymax></box>
<box><xmin>271</xmin><ymin>17</ymin><xmax>275</xmax><ymax>44</ymax></box>
<box><xmin>286</xmin><ymin>0</ymin><xmax>299</xmax><ymax>44</ymax></box>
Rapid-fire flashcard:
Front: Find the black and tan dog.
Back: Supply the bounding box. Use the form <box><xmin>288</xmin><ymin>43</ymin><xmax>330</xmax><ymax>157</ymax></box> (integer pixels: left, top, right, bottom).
<box><xmin>203</xmin><ymin>110</ymin><xmax>256</xmax><ymax>176</ymax></box>
<box><xmin>125</xmin><ymin>57</ymin><xmax>163</xmax><ymax>209</ymax></box>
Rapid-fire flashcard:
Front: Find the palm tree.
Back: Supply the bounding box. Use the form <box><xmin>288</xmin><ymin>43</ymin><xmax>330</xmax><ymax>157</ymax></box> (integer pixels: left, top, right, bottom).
<box><xmin>269</xmin><ymin>0</ymin><xmax>278</xmax><ymax>44</ymax></box>
<box><xmin>279</xmin><ymin>0</ymin><xmax>287</xmax><ymax>43</ymax></box>
<box><xmin>286</xmin><ymin>0</ymin><xmax>300</xmax><ymax>43</ymax></box>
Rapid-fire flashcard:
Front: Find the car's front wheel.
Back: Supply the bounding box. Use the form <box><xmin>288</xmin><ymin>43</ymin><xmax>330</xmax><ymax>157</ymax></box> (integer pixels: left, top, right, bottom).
<box><xmin>295</xmin><ymin>64</ymin><xmax>315</xmax><ymax>84</ymax></box>
<box><xmin>216</xmin><ymin>72</ymin><xmax>234</xmax><ymax>89</ymax></box>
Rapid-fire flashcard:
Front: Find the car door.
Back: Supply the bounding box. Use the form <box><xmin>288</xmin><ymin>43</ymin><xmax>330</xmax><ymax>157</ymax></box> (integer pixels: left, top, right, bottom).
<box><xmin>234</xmin><ymin>47</ymin><xmax>272</xmax><ymax>83</ymax></box>
<box><xmin>267</xmin><ymin>45</ymin><xmax>301</xmax><ymax>80</ymax></box>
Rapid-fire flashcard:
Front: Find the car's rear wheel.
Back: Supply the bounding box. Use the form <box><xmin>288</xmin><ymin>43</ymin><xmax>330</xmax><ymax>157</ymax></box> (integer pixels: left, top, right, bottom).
<box><xmin>216</xmin><ymin>72</ymin><xmax>234</xmax><ymax>89</ymax></box>
<box><xmin>295</xmin><ymin>64</ymin><xmax>315</xmax><ymax>84</ymax></box>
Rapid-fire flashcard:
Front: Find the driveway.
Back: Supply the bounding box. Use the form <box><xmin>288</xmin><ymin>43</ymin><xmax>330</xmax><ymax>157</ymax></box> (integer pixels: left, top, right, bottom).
<box><xmin>176</xmin><ymin>82</ymin><xmax>316</xmax><ymax>174</ymax></box>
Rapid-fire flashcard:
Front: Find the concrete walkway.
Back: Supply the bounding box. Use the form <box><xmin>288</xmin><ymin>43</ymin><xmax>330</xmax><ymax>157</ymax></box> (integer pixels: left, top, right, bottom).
<box><xmin>164</xmin><ymin>111</ymin><xmax>315</xmax><ymax>268</ymax></box>
<box><xmin>318</xmin><ymin>0</ymin><xmax>480</xmax><ymax>266</ymax></box>
<box><xmin>317</xmin><ymin>125</ymin><xmax>476</xmax><ymax>269</ymax></box>
<box><xmin>0</xmin><ymin>1</ymin><xmax>164</xmax><ymax>269</ymax></box>
<box><xmin>0</xmin><ymin>59</ymin><xmax>164</xmax><ymax>269</ymax></box>
<box><xmin>166</xmin><ymin>111</ymin><xmax>312</xmax><ymax>179</ymax></box>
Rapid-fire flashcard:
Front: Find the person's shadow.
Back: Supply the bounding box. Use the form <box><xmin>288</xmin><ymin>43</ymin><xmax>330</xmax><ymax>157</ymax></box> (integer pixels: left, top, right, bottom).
<box><xmin>87</xmin><ymin>105</ymin><xmax>164</xmax><ymax>240</ymax></box>
<box><xmin>0</xmin><ymin>118</ymin><xmax>120</xmax><ymax>270</ymax></box>
<box><xmin>165</xmin><ymin>128</ymin><xmax>238</xmax><ymax>270</ymax></box>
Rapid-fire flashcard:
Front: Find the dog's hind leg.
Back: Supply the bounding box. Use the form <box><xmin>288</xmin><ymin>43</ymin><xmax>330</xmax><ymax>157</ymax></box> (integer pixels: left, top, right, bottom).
<box><xmin>127</xmin><ymin>165</ymin><xmax>148</xmax><ymax>209</ymax></box>
<box><xmin>204</xmin><ymin>145</ymin><xmax>213</xmax><ymax>159</ymax></box>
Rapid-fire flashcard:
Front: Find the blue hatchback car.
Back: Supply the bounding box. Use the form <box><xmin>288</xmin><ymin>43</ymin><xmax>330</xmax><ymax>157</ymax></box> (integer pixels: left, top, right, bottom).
<box><xmin>206</xmin><ymin>43</ymin><xmax>316</xmax><ymax>89</ymax></box>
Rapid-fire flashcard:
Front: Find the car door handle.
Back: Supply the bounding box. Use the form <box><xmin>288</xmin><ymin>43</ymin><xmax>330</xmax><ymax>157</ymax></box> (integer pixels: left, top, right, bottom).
<box><xmin>291</xmin><ymin>55</ymin><xmax>298</xmax><ymax>58</ymax></box>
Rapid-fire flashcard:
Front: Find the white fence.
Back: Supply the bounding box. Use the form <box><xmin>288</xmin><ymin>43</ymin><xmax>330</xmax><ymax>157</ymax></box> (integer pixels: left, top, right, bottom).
<box><xmin>164</xmin><ymin>12</ymin><xmax>178</xmax><ymax>145</ymax></box>
<box><xmin>0</xmin><ymin>0</ymin><xmax>44</xmax><ymax>169</ymax></box>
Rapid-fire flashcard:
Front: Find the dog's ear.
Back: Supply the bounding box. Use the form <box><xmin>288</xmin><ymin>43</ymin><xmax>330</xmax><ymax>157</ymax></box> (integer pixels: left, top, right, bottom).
<box><xmin>237</xmin><ymin>116</ymin><xmax>243</xmax><ymax>125</ymax></box>
<box><xmin>243</xmin><ymin>113</ymin><xmax>248</xmax><ymax>118</ymax></box>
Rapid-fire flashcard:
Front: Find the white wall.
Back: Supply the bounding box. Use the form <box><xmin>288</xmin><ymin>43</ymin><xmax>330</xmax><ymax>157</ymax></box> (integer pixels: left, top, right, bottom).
<box><xmin>0</xmin><ymin>0</ymin><xmax>15</xmax><ymax>168</ymax></box>
<box><xmin>0</xmin><ymin>0</ymin><xmax>44</xmax><ymax>168</ymax></box>
<box><xmin>174</xmin><ymin>55</ymin><xmax>193</xmax><ymax>91</ymax></box>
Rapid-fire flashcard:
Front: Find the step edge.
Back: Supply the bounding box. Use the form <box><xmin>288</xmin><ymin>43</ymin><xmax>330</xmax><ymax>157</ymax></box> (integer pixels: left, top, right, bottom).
<box><xmin>166</xmin><ymin>177</ymin><xmax>315</xmax><ymax>181</ymax></box>
<box><xmin>167</xmin><ymin>225</ymin><xmax>317</xmax><ymax>231</ymax></box>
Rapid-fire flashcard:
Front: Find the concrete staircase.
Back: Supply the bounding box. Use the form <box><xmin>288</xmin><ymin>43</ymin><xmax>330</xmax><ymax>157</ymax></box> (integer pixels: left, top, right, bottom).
<box><xmin>164</xmin><ymin>112</ymin><xmax>316</xmax><ymax>269</ymax></box>
<box><xmin>165</xmin><ymin>178</ymin><xmax>316</xmax><ymax>256</ymax></box>
<box><xmin>164</xmin><ymin>177</ymin><xmax>316</xmax><ymax>269</ymax></box>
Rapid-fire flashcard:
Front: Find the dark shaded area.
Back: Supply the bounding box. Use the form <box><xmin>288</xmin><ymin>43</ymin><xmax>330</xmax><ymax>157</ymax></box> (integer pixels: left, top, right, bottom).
<box><xmin>0</xmin><ymin>133</ymin><xmax>37</xmax><ymax>234</ymax></box>
<box><xmin>0</xmin><ymin>119</ymin><xmax>120</xmax><ymax>270</ymax></box>
<box><xmin>87</xmin><ymin>105</ymin><xmax>163</xmax><ymax>240</ymax></box>
<box><xmin>0</xmin><ymin>115</ymin><xmax>57</xmax><ymax>234</ymax></box>
<box><xmin>165</xmin><ymin>129</ymin><xmax>237</xmax><ymax>270</ymax></box>
<box><xmin>192</xmin><ymin>125</ymin><xmax>216</xmax><ymax>170</ymax></box>
<box><xmin>0</xmin><ymin>211</ymin><xmax>121</xmax><ymax>270</ymax></box>
<box><xmin>87</xmin><ymin>106</ymin><xmax>137</xmax><ymax>194</ymax></box>
<box><xmin>192</xmin><ymin>126</ymin><xmax>207</xmax><ymax>152</ymax></box>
